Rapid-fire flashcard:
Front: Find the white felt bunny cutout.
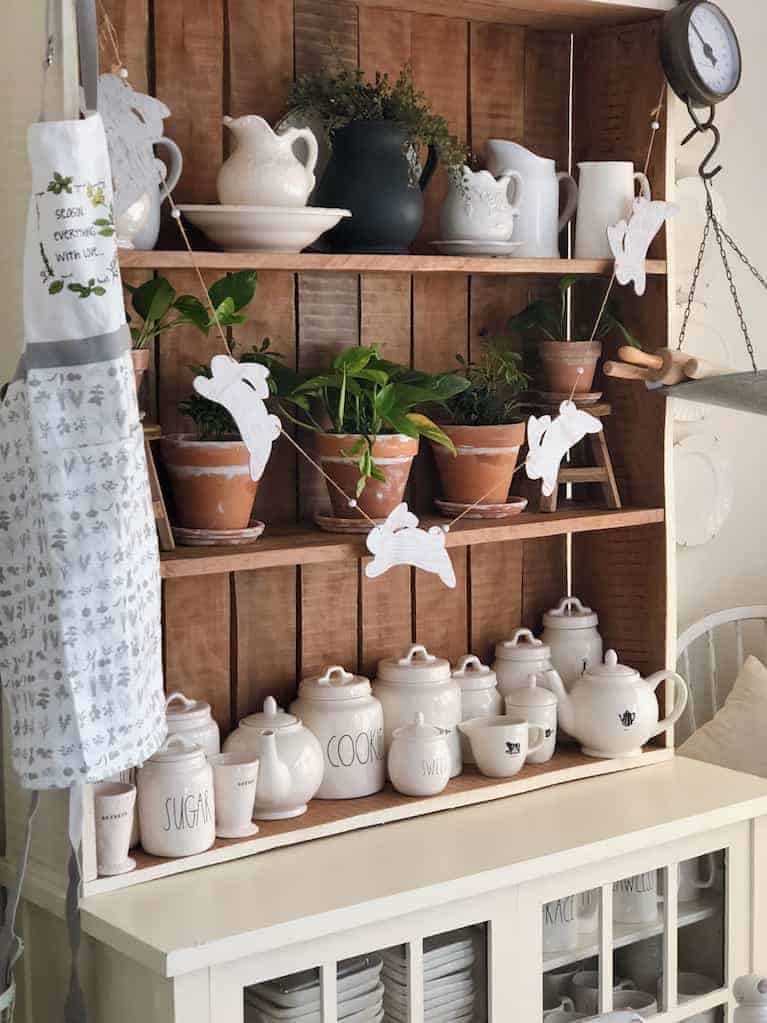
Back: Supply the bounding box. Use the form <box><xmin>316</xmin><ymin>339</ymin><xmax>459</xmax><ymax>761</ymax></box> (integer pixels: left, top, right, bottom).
<box><xmin>193</xmin><ymin>354</ymin><xmax>281</xmax><ymax>482</ymax></box>
<box><xmin>607</xmin><ymin>195</ymin><xmax>678</xmax><ymax>296</ymax></box>
<box><xmin>366</xmin><ymin>503</ymin><xmax>456</xmax><ymax>589</ymax></box>
<box><xmin>526</xmin><ymin>402</ymin><xmax>603</xmax><ymax>497</ymax></box>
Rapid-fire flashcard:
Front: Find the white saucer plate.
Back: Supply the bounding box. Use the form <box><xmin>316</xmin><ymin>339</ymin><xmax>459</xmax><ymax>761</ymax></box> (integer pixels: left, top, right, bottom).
<box><xmin>431</xmin><ymin>239</ymin><xmax>525</xmax><ymax>257</ymax></box>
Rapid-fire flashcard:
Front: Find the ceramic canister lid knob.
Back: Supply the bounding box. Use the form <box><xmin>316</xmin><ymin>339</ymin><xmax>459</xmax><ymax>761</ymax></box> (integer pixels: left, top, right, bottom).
<box><xmin>495</xmin><ymin>627</ymin><xmax>551</xmax><ymax>662</ymax></box>
<box><xmin>165</xmin><ymin>690</ymin><xmax>213</xmax><ymax>725</ymax></box>
<box><xmin>299</xmin><ymin>664</ymin><xmax>372</xmax><ymax>701</ymax></box>
<box><xmin>452</xmin><ymin>654</ymin><xmax>497</xmax><ymax>691</ymax></box>
<box><xmin>377</xmin><ymin>643</ymin><xmax>452</xmax><ymax>684</ymax></box>
<box><xmin>392</xmin><ymin>712</ymin><xmax>448</xmax><ymax>742</ymax></box>
<box><xmin>146</xmin><ymin>733</ymin><xmax>207</xmax><ymax>767</ymax></box>
<box><xmin>504</xmin><ymin>673</ymin><xmax>558</xmax><ymax>708</ymax></box>
<box><xmin>542</xmin><ymin>596</ymin><xmax>599</xmax><ymax>630</ymax></box>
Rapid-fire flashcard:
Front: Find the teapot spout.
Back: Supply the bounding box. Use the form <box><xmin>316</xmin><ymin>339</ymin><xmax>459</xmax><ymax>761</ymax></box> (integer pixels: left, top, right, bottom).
<box><xmin>540</xmin><ymin>668</ymin><xmax>575</xmax><ymax>733</ymax></box>
<box><xmin>256</xmin><ymin>729</ymin><xmax>292</xmax><ymax>805</ymax></box>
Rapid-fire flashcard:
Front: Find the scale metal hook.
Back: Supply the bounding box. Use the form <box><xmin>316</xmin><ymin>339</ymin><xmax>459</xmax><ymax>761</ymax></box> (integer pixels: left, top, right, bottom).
<box><xmin>681</xmin><ymin>101</ymin><xmax>723</xmax><ymax>180</ymax></box>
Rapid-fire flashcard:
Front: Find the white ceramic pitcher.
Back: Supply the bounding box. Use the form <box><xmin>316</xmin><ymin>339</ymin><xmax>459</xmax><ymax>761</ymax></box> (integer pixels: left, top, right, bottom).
<box><xmin>486</xmin><ymin>141</ymin><xmax>578</xmax><ymax>257</ymax></box>
<box><xmin>575</xmin><ymin>161</ymin><xmax>651</xmax><ymax>259</ymax></box>
<box><xmin>440</xmin><ymin>165</ymin><xmax>524</xmax><ymax>242</ymax></box>
<box><xmin>218</xmin><ymin>114</ymin><xmax>319</xmax><ymax>206</ymax></box>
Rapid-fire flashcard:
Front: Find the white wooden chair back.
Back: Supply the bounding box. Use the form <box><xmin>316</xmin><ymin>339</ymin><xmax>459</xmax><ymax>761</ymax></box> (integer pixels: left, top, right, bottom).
<box><xmin>676</xmin><ymin>605</ymin><xmax>767</xmax><ymax>740</ymax></box>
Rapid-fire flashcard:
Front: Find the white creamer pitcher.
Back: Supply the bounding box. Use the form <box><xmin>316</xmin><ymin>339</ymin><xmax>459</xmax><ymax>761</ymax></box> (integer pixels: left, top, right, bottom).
<box><xmin>217</xmin><ymin>114</ymin><xmax>318</xmax><ymax>206</ymax></box>
<box><xmin>440</xmin><ymin>165</ymin><xmax>524</xmax><ymax>242</ymax></box>
<box><xmin>486</xmin><ymin>141</ymin><xmax>577</xmax><ymax>258</ymax></box>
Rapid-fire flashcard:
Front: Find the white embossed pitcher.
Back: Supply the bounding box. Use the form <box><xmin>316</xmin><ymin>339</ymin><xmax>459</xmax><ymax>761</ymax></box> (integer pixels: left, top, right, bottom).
<box><xmin>486</xmin><ymin>141</ymin><xmax>577</xmax><ymax>257</ymax></box>
<box><xmin>218</xmin><ymin>114</ymin><xmax>318</xmax><ymax>206</ymax></box>
<box><xmin>575</xmin><ymin>161</ymin><xmax>651</xmax><ymax>259</ymax></box>
<box><xmin>440</xmin><ymin>165</ymin><xmax>524</xmax><ymax>242</ymax></box>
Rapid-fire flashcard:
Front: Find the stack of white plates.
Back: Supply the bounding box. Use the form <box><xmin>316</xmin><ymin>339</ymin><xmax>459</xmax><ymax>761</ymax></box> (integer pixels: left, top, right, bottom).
<box><xmin>245</xmin><ymin>954</ymin><xmax>384</xmax><ymax>1023</ymax></box>
<box><xmin>381</xmin><ymin>930</ymin><xmax>477</xmax><ymax>1022</ymax></box>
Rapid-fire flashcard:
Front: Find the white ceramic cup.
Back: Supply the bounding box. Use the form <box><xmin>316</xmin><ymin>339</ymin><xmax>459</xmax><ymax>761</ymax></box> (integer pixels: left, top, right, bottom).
<box><xmin>209</xmin><ymin>752</ymin><xmax>260</xmax><ymax>839</ymax></box>
<box><xmin>544</xmin><ymin>966</ymin><xmax>580</xmax><ymax>1003</ymax></box>
<box><xmin>616</xmin><ymin>936</ymin><xmax>664</xmax><ymax>996</ymax></box>
<box><xmin>544</xmin><ymin>995</ymin><xmax>576</xmax><ymax>1020</ymax></box>
<box><xmin>614</xmin><ymin>990</ymin><xmax>658</xmax><ymax>1016</ymax></box>
<box><xmin>458</xmin><ymin>715</ymin><xmax>545</xmax><ymax>778</ymax></box>
<box><xmin>575</xmin><ymin>161</ymin><xmax>652</xmax><ymax>259</ymax></box>
<box><xmin>572</xmin><ymin>971</ymin><xmax>636</xmax><ymax>1016</ymax></box>
<box><xmin>577</xmin><ymin>888</ymin><xmax>600</xmax><ymax>934</ymax></box>
<box><xmin>543</xmin><ymin>896</ymin><xmax>578</xmax><ymax>955</ymax></box>
<box><xmin>613</xmin><ymin>870</ymin><xmax>661</xmax><ymax>924</ymax></box>
<box><xmin>678</xmin><ymin>855</ymin><xmax>716</xmax><ymax>902</ymax></box>
<box><xmin>94</xmin><ymin>782</ymin><xmax>137</xmax><ymax>877</ymax></box>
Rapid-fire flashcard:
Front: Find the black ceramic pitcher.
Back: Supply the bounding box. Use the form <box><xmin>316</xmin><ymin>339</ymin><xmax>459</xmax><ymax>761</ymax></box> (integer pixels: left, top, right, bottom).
<box><xmin>314</xmin><ymin>121</ymin><xmax>437</xmax><ymax>254</ymax></box>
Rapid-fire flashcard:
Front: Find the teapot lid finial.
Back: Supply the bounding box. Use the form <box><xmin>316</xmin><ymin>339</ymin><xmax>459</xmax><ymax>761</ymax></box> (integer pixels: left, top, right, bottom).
<box><xmin>585</xmin><ymin>649</ymin><xmax>638</xmax><ymax>679</ymax></box>
<box><xmin>605</xmin><ymin>650</ymin><xmax>619</xmax><ymax>668</ymax></box>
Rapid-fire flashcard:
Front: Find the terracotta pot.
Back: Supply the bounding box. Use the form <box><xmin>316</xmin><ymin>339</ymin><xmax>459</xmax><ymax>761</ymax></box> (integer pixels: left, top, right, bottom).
<box><xmin>431</xmin><ymin>423</ymin><xmax>526</xmax><ymax>504</ymax></box>
<box><xmin>538</xmin><ymin>340</ymin><xmax>602</xmax><ymax>393</ymax></box>
<box><xmin>131</xmin><ymin>348</ymin><xmax>150</xmax><ymax>398</ymax></box>
<box><xmin>315</xmin><ymin>433</ymin><xmax>418</xmax><ymax>520</ymax></box>
<box><xmin>161</xmin><ymin>434</ymin><xmax>258</xmax><ymax>530</ymax></box>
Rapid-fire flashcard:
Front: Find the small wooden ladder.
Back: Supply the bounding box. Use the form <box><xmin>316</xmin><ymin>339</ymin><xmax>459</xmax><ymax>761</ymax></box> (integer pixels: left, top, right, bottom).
<box><xmin>536</xmin><ymin>401</ymin><xmax>621</xmax><ymax>513</ymax></box>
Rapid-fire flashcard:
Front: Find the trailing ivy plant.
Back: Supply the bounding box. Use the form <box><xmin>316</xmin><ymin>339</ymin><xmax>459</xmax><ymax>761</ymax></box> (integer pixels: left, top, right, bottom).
<box><xmin>507</xmin><ymin>276</ymin><xmax>642</xmax><ymax>347</ymax></box>
<box><xmin>445</xmin><ymin>335</ymin><xmax>529</xmax><ymax>427</ymax></box>
<box><xmin>288</xmin><ymin>62</ymin><xmax>467</xmax><ymax>178</ymax></box>
<box><xmin>289</xmin><ymin>345</ymin><xmax>469</xmax><ymax>496</ymax></box>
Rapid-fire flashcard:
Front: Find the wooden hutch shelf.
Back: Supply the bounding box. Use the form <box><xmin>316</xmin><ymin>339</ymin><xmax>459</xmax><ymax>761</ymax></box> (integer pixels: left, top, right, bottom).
<box><xmin>120</xmin><ymin>251</ymin><xmax>667</xmax><ymax>276</ymax></box>
<box><xmin>160</xmin><ymin>505</ymin><xmax>665</xmax><ymax>578</ymax></box>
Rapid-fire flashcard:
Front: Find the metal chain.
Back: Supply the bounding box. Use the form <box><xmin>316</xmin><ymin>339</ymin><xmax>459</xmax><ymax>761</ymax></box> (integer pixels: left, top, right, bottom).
<box><xmin>676</xmin><ymin>206</ymin><xmax>712</xmax><ymax>352</ymax></box>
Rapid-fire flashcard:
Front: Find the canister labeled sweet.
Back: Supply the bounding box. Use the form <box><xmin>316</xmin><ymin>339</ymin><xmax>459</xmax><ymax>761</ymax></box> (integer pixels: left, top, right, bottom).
<box><xmin>452</xmin><ymin>655</ymin><xmax>503</xmax><ymax>765</ymax></box>
<box><xmin>504</xmin><ymin>674</ymin><xmax>557</xmax><ymax>764</ymax></box>
<box><xmin>494</xmin><ymin>628</ymin><xmax>553</xmax><ymax>695</ymax></box>
<box><xmin>388</xmin><ymin>713</ymin><xmax>451</xmax><ymax>797</ymax></box>
<box><xmin>374</xmin><ymin>644</ymin><xmax>462</xmax><ymax>777</ymax></box>
<box><xmin>290</xmin><ymin>665</ymin><xmax>385</xmax><ymax>799</ymax></box>
<box><xmin>165</xmin><ymin>691</ymin><xmax>221</xmax><ymax>757</ymax></box>
<box><xmin>540</xmin><ymin>597</ymin><xmax>603</xmax><ymax>688</ymax></box>
<box><xmin>137</xmin><ymin>735</ymin><xmax>215</xmax><ymax>858</ymax></box>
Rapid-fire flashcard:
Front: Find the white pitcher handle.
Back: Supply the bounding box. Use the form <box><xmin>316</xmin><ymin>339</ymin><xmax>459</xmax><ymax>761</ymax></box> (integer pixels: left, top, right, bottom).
<box><xmin>634</xmin><ymin>171</ymin><xmax>652</xmax><ymax>201</ymax></box>
<box><xmin>695</xmin><ymin>853</ymin><xmax>716</xmax><ymax>889</ymax></box>
<box><xmin>617</xmin><ymin>979</ymin><xmax>637</xmax><ymax>992</ymax></box>
<box><xmin>646</xmin><ymin>669</ymin><xmax>689</xmax><ymax>734</ymax></box>
<box><xmin>284</xmin><ymin>126</ymin><xmax>319</xmax><ymax>177</ymax></box>
<box><xmin>526</xmin><ymin>724</ymin><xmax>547</xmax><ymax>758</ymax></box>
<box><xmin>156</xmin><ymin>136</ymin><xmax>183</xmax><ymax>195</ymax></box>
<box><xmin>557</xmin><ymin>172</ymin><xmax>578</xmax><ymax>232</ymax></box>
<box><xmin>501</xmin><ymin>169</ymin><xmax>525</xmax><ymax>214</ymax></box>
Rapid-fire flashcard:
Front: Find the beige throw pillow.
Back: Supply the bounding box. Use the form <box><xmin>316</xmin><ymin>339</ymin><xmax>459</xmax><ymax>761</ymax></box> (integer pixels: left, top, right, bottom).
<box><xmin>679</xmin><ymin>654</ymin><xmax>767</xmax><ymax>777</ymax></box>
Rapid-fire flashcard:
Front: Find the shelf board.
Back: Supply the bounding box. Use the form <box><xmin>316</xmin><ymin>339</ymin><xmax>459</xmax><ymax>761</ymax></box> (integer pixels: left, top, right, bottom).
<box><xmin>82</xmin><ymin>747</ymin><xmax>671</xmax><ymax>896</ymax></box>
<box><xmin>543</xmin><ymin>893</ymin><xmax>722</xmax><ymax>971</ymax></box>
<box><xmin>351</xmin><ymin>0</ymin><xmax>674</xmax><ymax>29</ymax></box>
<box><xmin>160</xmin><ymin>505</ymin><xmax>664</xmax><ymax>578</ymax></box>
<box><xmin>119</xmin><ymin>251</ymin><xmax>667</xmax><ymax>277</ymax></box>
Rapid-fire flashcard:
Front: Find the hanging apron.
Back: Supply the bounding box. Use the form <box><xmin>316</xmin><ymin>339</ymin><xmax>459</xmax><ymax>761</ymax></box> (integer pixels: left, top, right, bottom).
<box><xmin>0</xmin><ymin>112</ymin><xmax>166</xmax><ymax>790</ymax></box>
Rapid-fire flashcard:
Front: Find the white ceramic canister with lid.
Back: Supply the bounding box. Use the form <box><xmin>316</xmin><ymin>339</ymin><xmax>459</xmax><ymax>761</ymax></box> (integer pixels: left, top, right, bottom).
<box><xmin>290</xmin><ymin>665</ymin><xmax>385</xmax><ymax>799</ymax></box>
<box><xmin>494</xmin><ymin>628</ymin><xmax>554</xmax><ymax>696</ymax></box>
<box><xmin>374</xmin><ymin>644</ymin><xmax>462</xmax><ymax>777</ymax></box>
<box><xmin>165</xmin><ymin>691</ymin><xmax>221</xmax><ymax>757</ymax></box>
<box><xmin>452</xmin><ymin>655</ymin><xmax>503</xmax><ymax>764</ymax></box>
<box><xmin>540</xmin><ymin>596</ymin><xmax>603</xmax><ymax>688</ymax></box>
<box><xmin>137</xmin><ymin>734</ymin><xmax>215</xmax><ymax>858</ymax></box>
<box><xmin>504</xmin><ymin>674</ymin><xmax>558</xmax><ymax>764</ymax></box>
<box><xmin>388</xmin><ymin>712</ymin><xmax>452</xmax><ymax>797</ymax></box>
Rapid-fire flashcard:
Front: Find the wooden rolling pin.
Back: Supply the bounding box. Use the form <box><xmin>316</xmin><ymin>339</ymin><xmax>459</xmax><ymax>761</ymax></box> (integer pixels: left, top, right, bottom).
<box><xmin>684</xmin><ymin>357</ymin><xmax>735</xmax><ymax>380</ymax></box>
<box><xmin>604</xmin><ymin>361</ymin><xmax>651</xmax><ymax>381</ymax></box>
<box><xmin>616</xmin><ymin>346</ymin><xmax>689</xmax><ymax>385</ymax></box>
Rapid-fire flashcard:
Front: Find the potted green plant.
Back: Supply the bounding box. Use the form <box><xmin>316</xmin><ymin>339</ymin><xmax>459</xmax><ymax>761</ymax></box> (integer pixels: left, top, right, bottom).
<box><xmin>288</xmin><ymin>63</ymin><xmax>467</xmax><ymax>253</ymax></box>
<box><xmin>431</xmin><ymin>336</ymin><xmax>529</xmax><ymax>507</ymax></box>
<box><xmin>289</xmin><ymin>345</ymin><xmax>469</xmax><ymax>524</ymax></box>
<box><xmin>507</xmin><ymin>277</ymin><xmax>640</xmax><ymax>395</ymax></box>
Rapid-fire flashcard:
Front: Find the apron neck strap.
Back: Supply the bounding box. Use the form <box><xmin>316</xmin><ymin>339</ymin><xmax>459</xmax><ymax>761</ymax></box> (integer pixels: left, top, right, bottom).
<box><xmin>75</xmin><ymin>0</ymin><xmax>99</xmax><ymax>113</ymax></box>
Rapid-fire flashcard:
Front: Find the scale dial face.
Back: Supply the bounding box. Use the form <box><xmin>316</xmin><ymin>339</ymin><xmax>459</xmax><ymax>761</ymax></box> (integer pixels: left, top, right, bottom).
<box><xmin>662</xmin><ymin>1</ymin><xmax>742</xmax><ymax>108</ymax></box>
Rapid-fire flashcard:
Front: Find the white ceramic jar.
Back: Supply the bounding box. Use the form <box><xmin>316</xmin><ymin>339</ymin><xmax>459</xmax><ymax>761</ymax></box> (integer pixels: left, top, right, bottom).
<box><xmin>540</xmin><ymin>597</ymin><xmax>603</xmax><ymax>688</ymax></box>
<box><xmin>504</xmin><ymin>675</ymin><xmax>558</xmax><ymax>764</ymax></box>
<box><xmin>494</xmin><ymin>628</ymin><xmax>554</xmax><ymax>696</ymax></box>
<box><xmin>290</xmin><ymin>665</ymin><xmax>385</xmax><ymax>799</ymax></box>
<box><xmin>374</xmin><ymin>644</ymin><xmax>462</xmax><ymax>777</ymax></box>
<box><xmin>165</xmin><ymin>691</ymin><xmax>221</xmax><ymax>757</ymax></box>
<box><xmin>452</xmin><ymin>655</ymin><xmax>503</xmax><ymax>765</ymax></box>
<box><xmin>223</xmin><ymin>696</ymin><xmax>324</xmax><ymax>819</ymax></box>
<box><xmin>388</xmin><ymin>713</ymin><xmax>451</xmax><ymax>797</ymax></box>
<box><xmin>137</xmin><ymin>735</ymin><xmax>215</xmax><ymax>858</ymax></box>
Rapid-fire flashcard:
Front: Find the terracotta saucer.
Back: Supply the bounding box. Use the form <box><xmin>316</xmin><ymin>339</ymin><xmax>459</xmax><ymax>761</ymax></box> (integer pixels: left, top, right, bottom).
<box><xmin>535</xmin><ymin>390</ymin><xmax>603</xmax><ymax>406</ymax></box>
<box><xmin>173</xmin><ymin>521</ymin><xmax>265</xmax><ymax>546</ymax></box>
<box><xmin>314</xmin><ymin>513</ymin><xmax>386</xmax><ymax>534</ymax></box>
<box><xmin>435</xmin><ymin>497</ymin><xmax>528</xmax><ymax>520</ymax></box>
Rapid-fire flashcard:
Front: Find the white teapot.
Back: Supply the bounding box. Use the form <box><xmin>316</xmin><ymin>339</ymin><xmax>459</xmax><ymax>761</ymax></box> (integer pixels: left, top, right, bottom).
<box><xmin>440</xmin><ymin>165</ymin><xmax>524</xmax><ymax>242</ymax></box>
<box><xmin>542</xmin><ymin>650</ymin><xmax>688</xmax><ymax>759</ymax></box>
<box><xmin>217</xmin><ymin>114</ymin><xmax>319</xmax><ymax>207</ymax></box>
<box><xmin>223</xmin><ymin>696</ymin><xmax>323</xmax><ymax>819</ymax></box>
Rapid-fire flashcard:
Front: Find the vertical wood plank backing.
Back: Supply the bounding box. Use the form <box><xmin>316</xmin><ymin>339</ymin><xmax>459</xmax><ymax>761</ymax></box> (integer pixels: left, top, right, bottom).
<box><xmin>521</xmin><ymin>537</ymin><xmax>567</xmax><ymax>631</ymax></box>
<box><xmin>523</xmin><ymin>31</ymin><xmax>571</xmax><ymax>170</ymax></box>
<box><xmin>227</xmin><ymin>0</ymin><xmax>293</xmax><ymax>124</ymax></box>
<box><xmin>360</xmin><ymin>275</ymin><xmax>411</xmax><ymax>365</ymax></box>
<box><xmin>234</xmin><ymin>567</ymin><xmax>298</xmax><ymax>718</ymax></box>
<box><xmin>98</xmin><ymin>0</ymin><xmax>149</xmax><ymax>92</ymax></box>
<box><xmin>573</xmin><ymin>20</ymin><xmax>667</xmax><ymax>256</ymax></box>
<box><xmin>297</xmin><ymin>272</ymin><xmax>359</xmax><ymax>520</ymax></box>
<box><xmin>414</xmin><ymin>553</ymin><xmax>468</xmax><ymax>664</ymax></box>
<box><xmin>301</xmin><ymin>563</ymin><xmax>359</xmax><ymax>677</ymax></box>
<box><xmin>154</xmin><ymin>0</ymin><xmax>224</xmax><ymax>203</ymax></box>
<box><xmin>243</xmin><ymin>271</ymin><xmax>298</xmax><ymax>526</ymax></box>
<box><xmin>469</xmin><ymin>277</ymin><xmax>529</xmax><ymax>356</ymax></box>
<box><xmin>573</xmin><ymin>523</ymin><xmax>666</xmax><ymax>677</ymax></box>
<box><xmin>469</xmin><ymin>542</ymin><xmax>523</xmax><ymax>663</ymax></box>
<box><xmin>411</xmin><ymin>15</ymin><xmax>469</xmax><ymax>247</ymax></box>
<box><xmin>360</xmin><ymin>565</ymin><xmax>413</xmax><ymax>678</ymax></box>
<box><xmin>163</xmin><ymin>576</ymin><xmax>231</xmax><ymax>730</ymax></box>
<box><xmin>157</xmin><ymin>271</ymin><xmax>224</xmax><ymax>436</ymax></box>
<box><xmin>359</xmin><ymin>8</ymin><xmax>412</xmax><ymax>81</ymax></box>
<box><xmin>294</xmin><ymin>0</ymin><xmax>359</xmax><ymax>75</ymax></box>
<box><xmin>469</xmin><ymin>23</ymin><xmax>525</xmax><ymax>162</ymax></box>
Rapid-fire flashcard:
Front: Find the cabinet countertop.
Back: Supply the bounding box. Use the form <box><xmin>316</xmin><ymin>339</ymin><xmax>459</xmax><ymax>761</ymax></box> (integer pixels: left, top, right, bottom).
<box><xmin>78</xmin><ymin>757</ymin><xmax>767</xmax><ymax>978</ymax></box>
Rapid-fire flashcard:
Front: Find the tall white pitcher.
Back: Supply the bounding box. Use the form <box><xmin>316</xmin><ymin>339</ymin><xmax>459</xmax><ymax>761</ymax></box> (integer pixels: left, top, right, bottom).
<box><xmin>575</xmin><ymin>161</ymin><xmax>651</xmax><ymax>259</ymax></box>
<box><xmin>486</xmin><ymin>140</ymin><xmax>578</xmax><ymax>258</ymax></box>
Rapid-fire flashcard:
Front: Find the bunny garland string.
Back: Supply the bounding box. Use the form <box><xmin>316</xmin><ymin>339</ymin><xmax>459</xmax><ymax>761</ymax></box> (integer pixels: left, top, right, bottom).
<box><xmin>525</xmin><ymin>402</ymin><xmax>603</xmax><ymax>497</ymax></box>
<box><xmin>366</xmin><ymin>504</ymin><xmax>456</xmax><ymax>588</ymax></box>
